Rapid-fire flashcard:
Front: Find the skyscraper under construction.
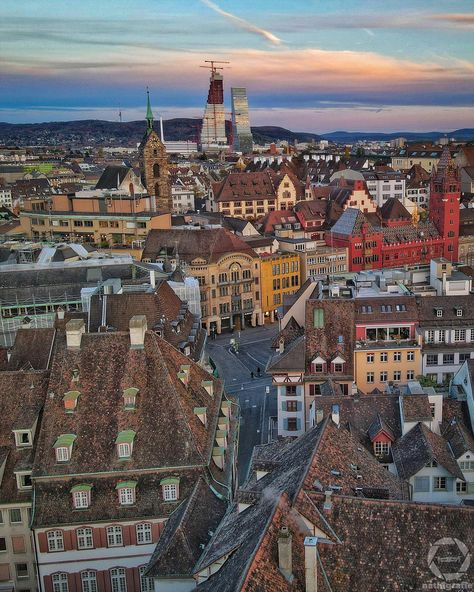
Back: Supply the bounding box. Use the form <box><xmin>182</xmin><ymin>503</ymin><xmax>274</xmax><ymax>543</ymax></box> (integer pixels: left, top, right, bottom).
<box><xmin>231</xmin><ymin>87</ymin><xmax>253</xmax><ymax>154</ymax></box>
<box><xmin>200</xmin><ymin>61</ymin><xmax>228</xmax><ymax>150</ymax></box>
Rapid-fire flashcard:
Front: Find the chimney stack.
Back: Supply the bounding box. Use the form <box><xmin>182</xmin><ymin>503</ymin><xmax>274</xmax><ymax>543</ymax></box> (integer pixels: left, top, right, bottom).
<box><xmin>331</xmin><ymin>404</ymin><xmax>340</xmax><ymax>427</ymax></box>
<box><xmin>304</xmin><ymin>537</ymin><xmax>318</xmax><ymax>592</ymax></box>
<box><xmin>278</xmin><ymin>526</ymin><xmax>293</xmax><ymax>582</ymax></box>
<box><xmin>129</xmin><ymin>315</ymin><xmax>147</xmax><ymax>349</ymax></box>
<box><xmin>278</xmin><ymin>337</ymin><xmax>285</xmax><ymax>354</ymax></box>
<box><xmin>66</xmin><ymin>319</ymin><xmax>85</xmax><ymax>350</ymax></box>
<box><xmin>56</xmin><ymin>306</ymin><xmax>65</xmax><ymax>320</ymax></box>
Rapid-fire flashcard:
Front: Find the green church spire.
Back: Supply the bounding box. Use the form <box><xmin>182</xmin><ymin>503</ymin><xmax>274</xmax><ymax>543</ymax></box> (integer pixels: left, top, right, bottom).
<box><xmin>146</xmin><ymin>88</ymin><xmax>154</xmax><ymax>134</ymax></box>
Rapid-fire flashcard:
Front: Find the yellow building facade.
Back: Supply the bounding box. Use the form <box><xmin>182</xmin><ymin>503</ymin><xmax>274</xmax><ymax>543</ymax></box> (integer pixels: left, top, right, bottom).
<box><xmin>260</xmin><ymin>252</ymin><xmax>301</xmax><ymax>322</ymax></box>
<box><xmin>354</xmin><ymin>341</ymin><xmax>422</xmax><ymax>394</ymax></box>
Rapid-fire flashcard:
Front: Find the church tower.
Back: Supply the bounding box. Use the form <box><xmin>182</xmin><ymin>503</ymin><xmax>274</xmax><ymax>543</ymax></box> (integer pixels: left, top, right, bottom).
<box><xmin>428</xmin><ymin>146</ymin><xmax>460</xmax><ymax>261</ymax></box>
<box><xmin>139</xmin><ymin>90</ymin><xmax>172</xmax><ymax>212</ymax></box>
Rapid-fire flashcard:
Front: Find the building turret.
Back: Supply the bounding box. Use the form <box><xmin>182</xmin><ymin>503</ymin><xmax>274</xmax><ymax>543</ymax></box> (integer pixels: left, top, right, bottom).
<box><xmin>428</xmin><ymin>146</ymin><xmax>460</xmax><ymax>261</ymax></box>
<box><xmin>139</xmin><ymin>90</ymin><xmax>172</xmax><ymax>212</ymax></box>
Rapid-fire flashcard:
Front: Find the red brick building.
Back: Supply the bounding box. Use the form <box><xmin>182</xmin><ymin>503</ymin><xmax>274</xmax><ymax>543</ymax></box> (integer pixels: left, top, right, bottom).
<box><xmin>326</xmin><ymin>147</ymin><xmax>460</xmax><ymax>272</ymax></box>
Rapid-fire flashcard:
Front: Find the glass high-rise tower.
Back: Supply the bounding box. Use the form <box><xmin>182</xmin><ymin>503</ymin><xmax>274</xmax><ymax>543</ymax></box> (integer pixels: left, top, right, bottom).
<box><xmin>231</xmin><ymin>87</ymin><xmax>253</xmax><ymax>154</ymax></box>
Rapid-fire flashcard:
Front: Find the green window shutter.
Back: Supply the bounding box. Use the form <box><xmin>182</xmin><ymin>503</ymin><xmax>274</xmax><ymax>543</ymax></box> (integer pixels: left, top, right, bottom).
<box><xmin>313</xmin><ymin>308</ymin><xmax>324</xmax><ymax>328</ymax></box>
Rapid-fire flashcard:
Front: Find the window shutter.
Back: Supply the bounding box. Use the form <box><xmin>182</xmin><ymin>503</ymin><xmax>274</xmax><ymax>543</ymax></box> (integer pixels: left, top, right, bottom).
<box><xmin>152</xmin><ymin>522</ymin><xmax>163</xmax><ymax>542</ymax></box>
<box><xmin>414</xmin><ymin>476</ymin><xmax>430</xmax><ymax>492</ymax></box>
<box><xmin>296</xmin><ymin>418</ymin><xmax>302</xmax><ymax>431</ymax></box>
<box><xmin>92</xmin><ymin>527</ymin><xmax>103</xmax><ymax>549</ymax></box>
<box><xmin>445</xmin><ymin>477</ymin><xmax>454</xmax><ymax>491</ymax></box>
<box><xmin>467</xmin><ymin>482</ymin><xmax>474</xmax><ymax>494</ymax></box>
<box><xmin>313</xmin><ymin>308</ymin><xmax>324</xmax><ymax>328</ymax></box>
<box><xmin>0</xmin><ymin>564</ymin><xmax>10</xmax><ymax>581</ymax></box>
<box><xmin>283</xmin><ymin>418</ymin><xmax>288</xmax><ymax>431</ymax></box>
<box><xmin>281</xmin><ymin>402</ymin><xmax>286</xmax><ymax>412</ymax></box>
<box><xmin>122</xmin><ymin>525</ymin><xmax>132</xmax><ymax>546</ymax></box>
<box><xmin>11</xmin><ymin>535</ymin><xmax>26</xmax><ymax>553</ymax></box>
<box><xmin>37</xmin><ymin>532</ymin><xmax>48</xmax><ymax>553</ymax></box>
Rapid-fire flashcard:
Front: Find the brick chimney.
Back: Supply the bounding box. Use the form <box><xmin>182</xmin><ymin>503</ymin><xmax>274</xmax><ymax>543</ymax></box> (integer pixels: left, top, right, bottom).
<box><xmin>129</xmin><ymin>315</ymin><xmax>147</xmax><ymax>349</ymax></box>
<box><xmin>66</xmin><ymin>319</ymin><xmax>85</xmax><ymax>350</ymax></box>
<box><xmin>278</xmin><ymin>526</ymin><xmax>293</xmax><ymax>582</ymax></box>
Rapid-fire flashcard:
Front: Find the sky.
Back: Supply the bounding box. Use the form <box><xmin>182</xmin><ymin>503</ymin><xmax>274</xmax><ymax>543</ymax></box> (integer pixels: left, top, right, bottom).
<box><xmin>1</xmin><ymin>0</ymin><xmax>473</xmax><ymax>132</ymax></box>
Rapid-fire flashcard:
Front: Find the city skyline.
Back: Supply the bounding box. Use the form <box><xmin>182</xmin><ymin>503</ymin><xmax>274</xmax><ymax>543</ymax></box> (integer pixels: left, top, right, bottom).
<box><xmin>1</xmin><ymin>0</ymin><xmax>473</xmax><ymax>131</ymax></box>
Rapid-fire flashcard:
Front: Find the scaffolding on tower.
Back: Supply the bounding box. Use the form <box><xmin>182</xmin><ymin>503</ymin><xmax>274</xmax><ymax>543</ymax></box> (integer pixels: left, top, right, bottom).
<box><xmin>199</xmin><ymin>60</ymin><xmax>230</xmax><ymax>151</ymax></box>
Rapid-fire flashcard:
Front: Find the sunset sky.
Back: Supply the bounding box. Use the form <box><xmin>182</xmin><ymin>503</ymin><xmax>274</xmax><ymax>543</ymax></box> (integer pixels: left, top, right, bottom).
<box><xmin>1</xmin><ymin>0</ymin><xmax>473</xmax><ymax>132</ymax></box>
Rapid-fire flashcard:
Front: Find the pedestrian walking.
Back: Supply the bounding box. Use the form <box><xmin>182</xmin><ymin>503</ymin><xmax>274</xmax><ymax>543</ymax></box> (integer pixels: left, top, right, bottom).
<box><xmin>257</xmin><ymin>367</ymin><xmax>261</xmax><ymax>376</ymax></box>
<box><xmin>250</xmin><ymin>371</ymin><xmax>254</xmax><ymax>379</ymax></box>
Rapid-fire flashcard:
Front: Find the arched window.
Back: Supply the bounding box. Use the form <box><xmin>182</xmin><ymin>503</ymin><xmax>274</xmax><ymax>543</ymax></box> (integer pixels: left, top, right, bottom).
<box><xmin>154</xmin><ymin>183</ymin><xmax>160</xmax><ymax>198</ymax></box>
<box><xmin>153</xmin><ymin>163</ymin><xmax>160</xmax><ymax>178</ymax></box>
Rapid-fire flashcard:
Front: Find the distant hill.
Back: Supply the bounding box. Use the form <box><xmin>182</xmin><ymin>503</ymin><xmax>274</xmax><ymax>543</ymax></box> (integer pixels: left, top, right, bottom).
<box><xmin>0</xmin><ymin>118</ymin><xmax>472</xmax><ymax>147</ymax></box>
<box><xmin>0</xmin><ymin>119</ymin><xmax>321</xmax><ymax>148</ymax></box>
<box><xmin>322</xmin><ymin>129</ymin><xmax>474</xmax><ymax>143</ymax></box>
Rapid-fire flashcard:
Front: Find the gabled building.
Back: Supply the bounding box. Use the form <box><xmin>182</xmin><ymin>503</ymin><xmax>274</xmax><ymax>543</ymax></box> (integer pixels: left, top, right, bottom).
<box><xmin>146</xmin><ymin>417</ymin><xmax>417</xmax><ymax>591</ymax></box>
<box><xmin>32</xmin><ymin>316</ymin><xmax>237</xmax><ymax>590</ymax></box>
<box><xmin>326</xmin><ymin>147</ymin><xmax>461</xmax><ymax>272</ymax></box>
<box><xmin>0</xmin><ymin>363</ymin><xmax>50</xmax><ymax>589</ymax></box>
<box><xmin>142</xmin><ymin>228</ymin><xmax>263</xmax><ymax>333</ymax></box>
<box><xmin>417</xmin><ymin>294</ymin><xmax>474</xmax><ymax>384</ymax></box>
<box><xmin>209</xmin><ymin>170</ymin><xmax>304</xmax><ymax>219</ymax></box>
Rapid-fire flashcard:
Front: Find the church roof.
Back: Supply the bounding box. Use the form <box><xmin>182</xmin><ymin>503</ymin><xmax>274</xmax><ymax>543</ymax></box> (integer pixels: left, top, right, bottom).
<box><xmin>96</xmin><ymin>165</ymin><xmax>130</xmax><ymax>190</ymax></box>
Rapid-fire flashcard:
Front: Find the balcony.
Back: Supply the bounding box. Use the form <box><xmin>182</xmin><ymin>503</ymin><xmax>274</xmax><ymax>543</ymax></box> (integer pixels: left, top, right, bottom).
<box><xmin>355</xmin><ymin>340</ymin><xmax>420</xmax><ymax>350</ymax></box>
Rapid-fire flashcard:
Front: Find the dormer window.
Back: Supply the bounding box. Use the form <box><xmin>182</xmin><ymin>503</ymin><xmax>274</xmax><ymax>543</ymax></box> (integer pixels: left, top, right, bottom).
<box><xmin>435</xmin><ymin>308</ymin><xmax>443</xmax><ymax>318</ymax></box>
<box><xmin>54</xmin><ymin>434</ymin><xmax>76</xmax><ymax>463</ymax></box>
<box><xmin>331</xmin><ymin>356</ymin><xmax>345</xmax><ymax>374</ymax></box>
<box><xmin>456</xmin><ymin>308</ymin><xmax>463</xmax><ymax>317</ymax></box>
<box><xmin>374</xmin><ymin>441</ymin><xmax>390</xmax><ymax>456</ymax></box>
<box><xmin>115</xmin><ymin>430</ymin><xmax>136</xmax><ymax>459</ymax></box>
<box><xmin>14</xmin><ymin>431</ymin><xmax>32</xmax><ymax>448</ymax></box>
<box><xmin>160</xmin><ymin>477</ymin><xmax>179</xmax><ymax>501</ymax></box>
<box><xmin>63</xmin><ymin>391</ymin><xmax>80</xmax><ymax>413</ymax></box>
<box><xmin>116</xmin><ymin>481</ymin><xmax>136</xmax><ymax>505</ymax></box>
<box><xmin>16</xmin><ymin>472</ymin><xmax>32</xmax><ymax>490</ymax></box>
<box><xmin>123</xmin><ymin>388</ymin><xmax>138</xmax><ymax>410</ymax></box>
<box><xmin>71</xmin><ymin>484</ymin><xmax>92</xmax><ymax>509</ymax></box>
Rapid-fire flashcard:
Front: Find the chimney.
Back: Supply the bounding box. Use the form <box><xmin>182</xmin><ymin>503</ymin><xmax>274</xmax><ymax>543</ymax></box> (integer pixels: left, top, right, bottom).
<box><xmin>323</xmin><ymin>490</ymin><xmax>333</xmax><ymax>512</ymax></box>
<box><xmin>66</xmin><ymin>319</ymin><xmax>85</xmax><ymax>350</ymax></box>
<box><xmin>56</xmin><ymin>306</ymin><xmax>65</xmax><ymax>320</ymax></box>
<box><xmin>304</xmin><ymin>537</ymin><xmax>319</xmax><ymax>592</ymax></box>
<box><xmin>315</xmin><ymin>409</ymin><xmax>324</xmax><ymax>424</ymax></box>
<box><xmin>150</xmin><ymin>269</ymin><xmax>156</xmax><ymax>288</ymax></box>
<box><xmin>129</xmin><ymin>315</ymin><xmax>147</xmax><ymax>349</ymax></box>
<box><xmin>22</xmin><ymin>316</ymin><xmax>32</xmax><ymax>329</ymax></box>
<box><xmin>278</xmin><ymin>337</ymin><xmax>285</xmax><ymax>354</ymax></box>
<box><xmin>331</xmin><ymin>404</ymin><xmax>340</xmax><ymax>427</ymax></box>
<box><xmin>278</xmin><ymin>526</ymin><xmax>293</xmax><ymax>582</ymax></box>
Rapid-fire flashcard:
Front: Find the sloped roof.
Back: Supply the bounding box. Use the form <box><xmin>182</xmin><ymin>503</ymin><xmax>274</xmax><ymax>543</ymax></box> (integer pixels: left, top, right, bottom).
<box><xmin>142</xmin><ymin>228</ymin><xmax>257</xmax><ymax>263</ymax></box>
<box><xmin>392</xmin><ymin>422</ymin><xmax>464</xmax><ymax>480</ymax></box>
<box><xmin>266</xmin><ymin>335</ymin><xmax>305</xmax><ymax>372</ymax></box>
<box><xmin>88</xmin><ymin>281</ymin><xmax>205</xmax><ymax>361</ymax></box>
<box><xmin>212</xmin><ymin>171</ymin><xmax>277</xmax><ymax>203</ymax></box>
<box><xmin>95</xmin><ymin>165</ymin><xmax>130</xmax><ymax>189</ymax></box>
<box><xmin>380</xmin><ymin>198</ymin><xmax>411</xmax><ymax>221</ymax></box>
<box><xmin>146</xmin><ymin>477</ymin><xmax>226</xmax><ymax>577</ymax></box>
<box><xmin>330</xmin><ymin>207</ymin><xmax>373</xmax><ymax>237</ymax></box>
<box><xmin>34</xmin><ymin>331</ymin><xmax>223</xmax><ymax>478</ymax></box>
<box><xmin>0</xmin><ymin>371</ymin><xmax>48</xmax><ymax>504</ymax></box>
<box><xmin>193</xmin><ymin>419</ymin><xmax>407</xmax><ymax>591</ymax></box>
